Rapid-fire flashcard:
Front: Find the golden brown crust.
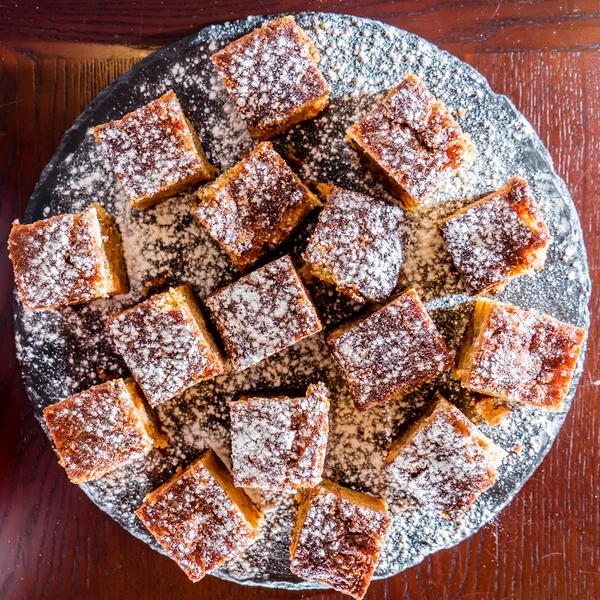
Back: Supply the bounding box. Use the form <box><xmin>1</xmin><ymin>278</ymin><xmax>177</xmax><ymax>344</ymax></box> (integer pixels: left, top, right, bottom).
<box><xmin>135</xmin><ymin>449</ymin><xmax>262</xmax><ymax>582</ymax></box>
<box><xmin>107</xmin><ymin>284</ymin><xmax>226</xmax><ymax>406</ymax></box>
<box><xmin>192</xmin><ymin>142</ymin><xmax>319</xmax><ymax>274</ymax></box>
<box><xmin>94</xmin><ymin>91</ymin><xmax>216</xmax><ymax>209</ymax></box>
<box><xmin>438</xmin><ymin>176</ymin><xmax>551</xmax><ymax>296</ymax></box>
<box><xmin>289</xmin><ymin>479</ymin><xmax>391</xmax><ymax>599</ymax></box>
<box><xmin>42</xmin><ymin>378</ymin><xmax>156</xmax><ymax>484</ymax></box>
<box><xmin>386</xmin><ymin>393</ymin><xmax>507</xmax><ymax>520</ymax></box>
<box><xmin>212</xmin><ymin>16</ymin><xmax>330</xmax><ymax>140</ymax></box>
<box><xmin>346</xmin><ymin>74</ymin><xmax>475</xmax><ymax>210</ymax></box>
<box><xmin>453</xmin><ymin>298</ymin><xmax>586</xmax><ymax>411</ymax></box>
<box><xmin>327</xmin><ymin>288</ymin><xmax>453</xmax><ymax>411</ymax></box>
<box><xmin>9</xmin><ymin>203</ymin><xmax>128</xmax><ymax>311</ymax></box>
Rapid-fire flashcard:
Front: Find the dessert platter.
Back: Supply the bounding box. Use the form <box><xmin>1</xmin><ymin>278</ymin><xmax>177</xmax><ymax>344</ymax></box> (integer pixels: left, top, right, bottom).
<box><xmin>12</xmin><ymin>11</ymin><xmax>591</xmax><ymax>598</ymax></box>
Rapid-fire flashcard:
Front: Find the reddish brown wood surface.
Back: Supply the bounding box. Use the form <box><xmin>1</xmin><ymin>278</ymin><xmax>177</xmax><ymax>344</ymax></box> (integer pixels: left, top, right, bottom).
<box><xmin>1</xmin><ymin>2</ymin><xmax>599</xmax><ymax>599</ymax></box>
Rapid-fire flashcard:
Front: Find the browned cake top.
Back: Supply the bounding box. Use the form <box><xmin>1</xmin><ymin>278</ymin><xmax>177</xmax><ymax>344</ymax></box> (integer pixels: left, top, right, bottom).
<box><xmin>9</xmin><ymin>205</ymin><xmax>108</xmax><ymax>311</ymax></box>
<box><xmin>348</xmin><ymin>74</ymin><xmax>473</xmax><ymax>203</ymax></box>
<box><xmin>107</xmin><ymin>286</ymin><xmax>223</xmax><ymax>406</ymax></box>
<box><xmin>135</xmin><ymin>456</ymin><xmax>259</xmax><ymax>581</ymax></box>
<box><xmin>43</xmin><ymin>379</ymin><xmax>153</xmax><ymax>484</ymax></box>
<box><xmin>212</xmin><ymin>16</ymin><xmax>329</xmax><ymax>132</ymax></box>
<box><xmin>302</xmin><ymin>186</ymin><xmax>404</xmax><ymax>302</ymax></box>
<box><xmin>290</xmin><ymin>484</ymin><xmax>391</xmax><ymax>599</ymax></box>
<box><xmin>230</xmin><ymin>382</ymin><xmax>330</xmax><ymax>490</ymax></box>
<box><xmin>327</xmin><ymin>289</ymin><xmax>453</xmax><ymax>410</ymax></box>
<box><xmin>94</xmin><ymin>91</ymin><xmax>207</xmax><ymax>203</ymax></box>
<box><xmin>206</xmin><ymin>256</ymin><xmax>322</xmax><ymax>371</ymax></box>
<box><xmin>438</xmin><ymin>177</ymin><xmax>551</xmax><ymax>295</ymax></box>
<box><xmin>467</xmin><ymin>302</ymin><xmax>585</xmax><ymax>409</ymax></box>
<box><xmin>194</xmin><ymin>142</ymin><xmax>317</xmax><ymax>272</ymax></box>
<box><xmin>387</xmin><ymin>397</ymin><xmax>506</xmax><ymax>520</ymax></box>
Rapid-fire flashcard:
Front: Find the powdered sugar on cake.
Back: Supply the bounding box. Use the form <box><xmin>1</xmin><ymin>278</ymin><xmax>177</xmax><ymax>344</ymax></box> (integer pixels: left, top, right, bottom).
<box><xmin>15</xmin><ymin>12</ymin><xmax>590</xmax><ymax>589</ymax></box>
<box><xmin>438</xmin><ymin>178</ymin><xmax>550</xmax><ymax>295</ymax></box>
<box><xmin>212</xmin><ymin>16</ymin><xmax>329</xmax><ymax>131</ymax></box>
<box><xmin>387</xmin><ymin>399</ymin><xmax>506</xmax><ymax>520</ymax></box>
<box><xmin>107</xmin><ymin>290</ymin><xmax>224</xmax><ymax>406</ymax></box>
<box><xmin>43</xmin><ymin>379</ymin><xmax>152</xmax><ymax>483</ymax></box>
<box><xmin>9</xmin><ymin>208</ymin><xmax>104</xmax><ymax>310</ymax></box>
<box><xmin>303</xmin><ymin>187</ymin><xmax>404</xmax><ymax>301</ymax></box>
<box><xmin>94</xmin><ymin>91</ymin><xmax>210</xmax><ymax>203</ymax></box>
<box><xmin>230</xmin><ymin>382</ymin><xmax>329</xmax><ymax>490</ymax></box>
<box><xmin>206</xmin><ymin>256</ymin><xmax>322</xmax><ymax>370</ymax></box>
<box><xmin>194</xmin><ymin>142</ymin><xmax>317</xmax><ymax>271</ymax></box>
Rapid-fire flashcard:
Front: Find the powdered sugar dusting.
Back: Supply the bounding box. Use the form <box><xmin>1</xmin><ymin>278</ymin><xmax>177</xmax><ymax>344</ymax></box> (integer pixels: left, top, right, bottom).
<box><xmin>15</xmin><ymin>12</ymin><xmax>590</xmax><ymax>590</ymax></box>
<box><xmin>387</xmin><ymin>397</ymin><xmax>506</xmax><ymax>520</ymax></box>
<box><xmin>230</xmin><ymin>382</ymin><xmax>329</xmax><ymax>490</ymax></box>
<box><xmin>206</xmin><ymin>256</ymin><xmax>322</xmax><ymax>370</ymax></box>
<box><xmin>303</xmin><ymin>186</ymin><xmax>404</xmax><ymax>301</ymax></box>
<box><xmin>9</xmin><ymin>206</ymin><xmax>106</xmax><ymax>310</ymax></box>
<box><xmin>212</xmin><ymin>16</ymin><xmax>329</xmax><ymax>133</ymax></box>
<box><xmin>94</xmin><ymin>91</ymin><xmax>213</xmax><ymax>205</ymax></box>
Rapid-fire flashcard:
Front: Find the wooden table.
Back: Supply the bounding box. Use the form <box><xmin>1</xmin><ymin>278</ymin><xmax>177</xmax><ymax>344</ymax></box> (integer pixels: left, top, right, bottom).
<box><xmin>1</xmin><ymin>1</ymin><xmax>599</xmax><ymax>598</ymax></box>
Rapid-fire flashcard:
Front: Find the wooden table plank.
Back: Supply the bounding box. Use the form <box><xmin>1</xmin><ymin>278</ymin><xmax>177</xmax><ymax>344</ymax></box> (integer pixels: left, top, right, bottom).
<box><xmin>1</xmin><ymin>3</ymin><xmax>598</xmax><ymax>599</ymax></box>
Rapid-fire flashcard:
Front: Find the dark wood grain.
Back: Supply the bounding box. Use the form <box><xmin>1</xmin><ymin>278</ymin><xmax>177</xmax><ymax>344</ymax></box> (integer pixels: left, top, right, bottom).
<box><xmin>1</xmin><ymin>2</ymin><xmax>599</xmax><ymax>599</ymax></box>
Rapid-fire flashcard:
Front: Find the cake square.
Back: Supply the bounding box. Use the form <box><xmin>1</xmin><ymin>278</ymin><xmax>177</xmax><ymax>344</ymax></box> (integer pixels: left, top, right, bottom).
<box><xmin>94</xmin><ymin>90</ymin><xmax>216</xmax><ymax>210</ymax></box>
<box><xmin>386</xmin><ymin>393</ymin><xmax>506</xmax><ymax>520</ymax></box>
<box><xmin>9</xmin><ymin>203</ymin><xmax>128</xmax><ymax>312</ymax></box>
<box><xmin>107</xmin><ymin>284</ymin><xmax>226</xmax><ymax>406</ymax></box>
<box><xmin>302</xmin><ymin>184</ymin><xmax>404</xmax><ymax>302</ymax></box>
<box><xmin>230</xmin><ymin>382</ymin><xmax>330</xmax><ymax>490</ymax></box>
<box><xmin>135</xmin><ymin>449</ymin><xmax>262</xmax><ymax>582</ymax></box>
<box><xmin>346</xmin><ymin>74</ymin><xmax>475</xmax><ymax>210</ymax></box>
<box><xmin>454</xmin><ymin>298</ymin><xmax>586</xmax><ymax>411</ymax></box>
<box><xmin>43</xmin><ymin>378</ymin><xmax>165</xmax><ymax>484</ymax></box>
<box><xmin>289</xmin><ymin>479</ymin><xmax>391</xmax><ymax>600</ymax></box>
<box><xmin>206</xmin><ymin>255</ymin><xmax>323</xmax><ymax>371</ymax></box>
<box><xmin>327</xmin><ymin>288</ymin><xmax>453</xmax><ymax>411</ymax></box>
<box><xmin>212</xmin><ymin>16</ymin><xmax>330</xmax><ymax>140</ymax></box>
<box><xmin>437</xmin><ymin>176</ymin><xmax>551</xmax><ymax>296</ymax></box>
<box><xmin>192</xmin><ymin>141</ymin><xmax>319</xmax><ymax>274</ymax></box>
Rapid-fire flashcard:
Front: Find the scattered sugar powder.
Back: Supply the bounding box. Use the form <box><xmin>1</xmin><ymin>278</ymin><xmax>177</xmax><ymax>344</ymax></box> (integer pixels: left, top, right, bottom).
<box><xmin>14</xmin><ymin>12</ymin><xmax>590</xmax><ymax>589</ymax></box>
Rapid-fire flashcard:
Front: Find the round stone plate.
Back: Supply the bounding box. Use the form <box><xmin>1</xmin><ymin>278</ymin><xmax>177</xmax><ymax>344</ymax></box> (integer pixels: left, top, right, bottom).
<box><xmin>14</xmin><ymin>11</ymin><xmax>591</xmax><ymax>590</ymax></box>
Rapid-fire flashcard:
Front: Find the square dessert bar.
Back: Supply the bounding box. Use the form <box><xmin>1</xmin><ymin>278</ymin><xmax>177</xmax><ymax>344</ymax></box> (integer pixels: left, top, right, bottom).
<box><xmin>107</xmin><ymin>284</ymin><xmax>225</xmax><ymax>407</ymax></box>
<box><xmin>290</xmin><ymin>479</ymin><xmax>391</xmax><ymax>600</ymax></box>
<box><xmin>94</xmin><ymin>90</ymin><xmax>216</xmax><ymax>210</ymax></box>
<box><xmin>212</xmin><ymin>16</ymin><xmax>330</xmax><ymax>140</ymax></box>
<box><xmin>9</xmin><ymin>203</ymin><xmax>128</xmax><ymax>312</ymax></box>
<box><xmin>43</xmin><ymin>378</ymin><xmax>165</xmax><ymax>484</ymax></box>
<box><xmin>192</xmin><ymin>141</ymin><xmax>319</xmax><ymax>274</ymax></box>
<box><xmin>302</xmin><ymin>184</ymin><xmax>404</xmax><ymax>302</ymax></box>
<box><xmin>230</xmin><ymin>382</ymin><xmax>330</xmax><ymax>490</ymax></box>
<box><xmin>438</xmin><ymin>176</ymin><xmax>551</xmax><ymax>296</ymax></box>
<box><xmin>327</xmin><ymin>288</ymin><xmax>453</xmax><ymax>411</ymax></box>
<box><xmin>346</xmin><ymin>74</ymin><xmax>475</xmax><ymax>210</ymax></box>
<box><xmin>136</xmin><ymin>449</ymin><xmax>262</xmax><ymax>582</ymax></box>
<box><xmin>454</xmin><ymin>298</ymin><xmax>586</xmax><ymax>411</ymax></box>
<box><xmin>386</xmin><ymin>393</ymin><xmax>506</xmax><ymax>520</ymax></box>
<box><xmin>206</xmin><ymin>255</ymin><xmax>323</xmax><ymax>371</ymax></box>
